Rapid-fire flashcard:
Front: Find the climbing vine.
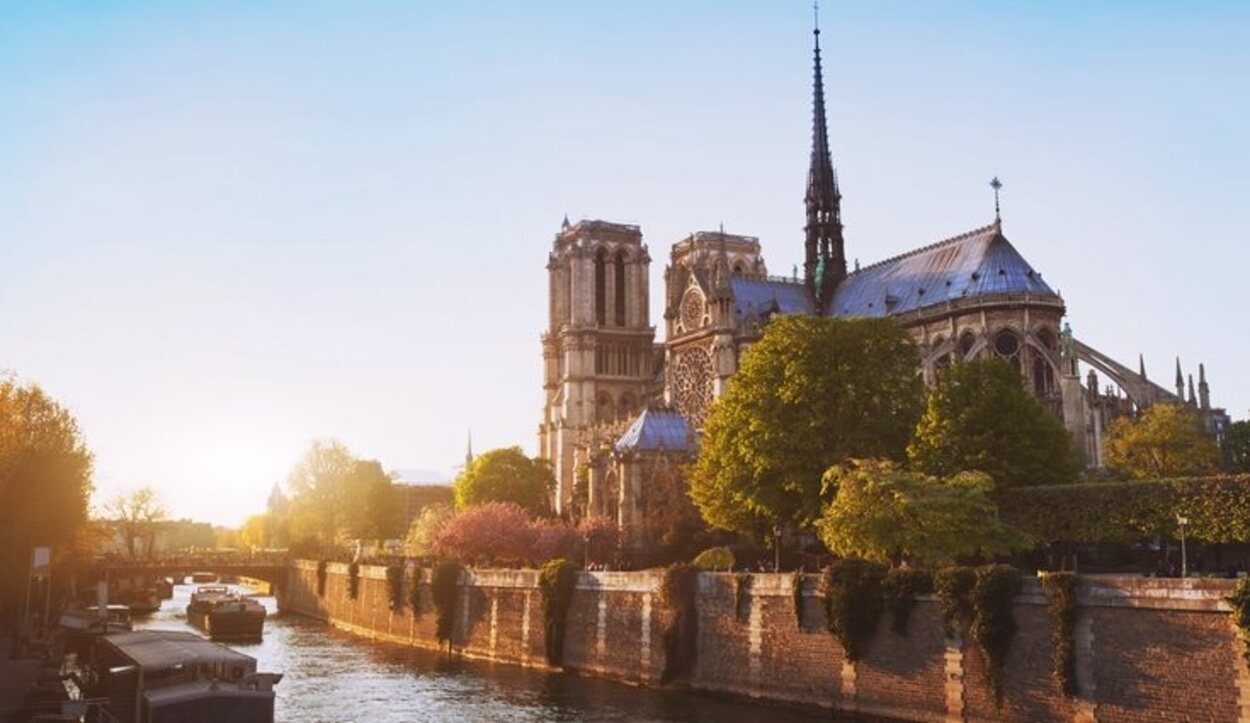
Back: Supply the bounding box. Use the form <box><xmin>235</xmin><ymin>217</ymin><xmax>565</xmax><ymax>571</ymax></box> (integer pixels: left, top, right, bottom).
<box><xmin>538</xmin><ymin>559</ymin><xmax>579</xmax><ymax>666</ymax></box>
<box><xmin>791</xmin><ymin>571</ymin><xmax>805</xmax><ymax>629</ymax></box>
<box><xmin>316</xmin><ymin>560</ymin><xmax>328</xmax><ymax>598</ymax></box>
<box><xmin>431</xmin><ymin>561</ymin><xmax>464</xmax><ymax>644</ymax></box>
<box><xmin>934</xmin><ymin>566</ymin><xmax>976</xmax><ymax>637</ymax></box>
<box><xmin>386</xmin><ymin>564</ymin><xmax>405</xmax><ymax>612</ymax></box>
<box><xmin>660</xmin><ymin>563</ymin><xmax>699</xmax><ymax>684</ymax></box>
<box><xmin>819</xmin><ymin>559</ymin><xmax>886</xmax><ymax>661</ymax></box>
<box><xmin>734</xmin><ymin>572</ymin><xmax>751</xmax><ymax>623</ymax></box>
<box><xmin>408</xmin><ymin>563</ymin><xmax>423</xmax><ymax>619</ymax></box>
<box><xmin>970</xmin><ymin>564</ymin><xmax>1023</xmax><ymax>704</ymax></box>
<box><xmin>1226</xmin><ymin>578</ymin><xmax>1250</xmax><ymax>667</ymax></box>
<box><xmin>1040</xmin><ymin>571</ymin><xmax>1079</xmax><ymax>696</ymax></box>
<box><xmin>883</xmin><ymin>568</ymin><xmax>933</xmax><ymax>635</ymax></box>
<box><xmin>347</xmin><ymin>561</ymin><xmax>361</xmax><ymax>600</ymax></box>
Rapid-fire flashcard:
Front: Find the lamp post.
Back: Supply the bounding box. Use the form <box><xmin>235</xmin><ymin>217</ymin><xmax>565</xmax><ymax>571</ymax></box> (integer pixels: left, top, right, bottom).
<box><xmin>1176</xmin><ymin>515</ymin><xmax>1189</xmax><ymax>578</ymax></box>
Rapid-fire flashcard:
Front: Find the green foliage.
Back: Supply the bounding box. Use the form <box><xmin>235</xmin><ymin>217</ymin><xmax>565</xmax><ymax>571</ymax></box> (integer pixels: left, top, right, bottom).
<box><xmin>1040</xmin><ymin>572</ymin><xmax>1079</xmax><ymax>696</ymax></box>
<box><xmin>734</xmin><ymin>572</ymin><xmax>751</xmax><ymax>623</ymax></box>
<box><xmin>692</xmin><ymin>546</ymin><xmax>735</xmax><ymax>571</ymax></box>
<box><xmin>347</xmin><ymin>561</ymin><xmax>361</xmax><ymax>600</ymax></box>
<box><xmin>1105</xmin><ymin>403</ymin><xmax>1221</xmax><ymax>480</ymax></box>
<box><xmin>537</xmin><ymin>559</ymin><xmax>579</xmax><ymax>665</ymax></box>
<box><xmin>342</xmin><ymin>459</ymin><xmax>399</xmax><ymax>542</ymax></box>
<box><xmin>404</xmin><ymin>503</ymin><xmax>454</xmax><ymax>558</ymax></box>
<box><xmin>791</xmin><ymin>571</ymin><xmax>805</xmax><ymax>629</ymax></box>
<box><xmin>0</xmin><ymin>378</ymin><xmax>94</xmax><ymax>614</ymax></box>
<box><xmin>431</xmin><ymin>561</ymin><xmax>464</xmax><ymax>643</ymax></box>
<box><xmin>819</xmin><ymin>559</ymin><xmax>886</xmax><ymax>661</ymax></box>
<box><xmin>453</xmin><ymin>446</ymin><xmax>555</xmax><ymax>516</ymax></box>
<box><xmin>883</xmin><ymin>568</ymin><xmax>933</xmax><ymax>635</ymax></box>
<box><xmin>286</xmin><ymin>439</ymin><xmax>357</xmax><ymax>551</ymax></box>
<box><xmin>818</xmin><ymin>459</ymin><xmax>1026</xmax><ymax>567</ymax></box>
<box><xmin>386</xmin><ymin>564</ymin><xmax>404</xmax><ymax>612</ymax></box>
<box><xmin>408</xmin><ymin>563</ymin><xmax>423</xmax><ymax>619</ymax></box>
<box><xmin>660</xmin><ymin>563</ymin><xmax>699</xmax><ymax>684</ymax></box>
<box><xmin>970</xmin><ymin>564</ymin><xmax>1023</xmax><ymax>704</ymax></box>
<box><xmin>934</xmin><ymin>566</ymin><xmax>976</xmax><ymax>637</ymax></box>
<box><xmin>1226</xmin><ymin>578</ymin><xmax>1250</xmax><ymax>667</ymax></box>
<box><xmin>996</xmin><ymin>475</ymin><xmax>1250</xmax><ymax>545</ymax></box>
<box><xmin>689</xmin><ymin>316</ymin><xmax>923</xmax><ymax>541</ymax></box>
<box><xmin>316</xmin><ymin>560</ymin><xmax>328</xmax><ymax>597</ymax></box>
<box><xmin>909</xmin><ymin>358</ymin><xmax>1080</xmax><ymax>489</ymax></box>
<box><xmin>1226</xmin><ymin>420</ymin><xmax>1250</xmax><ymax>473</ymax></box>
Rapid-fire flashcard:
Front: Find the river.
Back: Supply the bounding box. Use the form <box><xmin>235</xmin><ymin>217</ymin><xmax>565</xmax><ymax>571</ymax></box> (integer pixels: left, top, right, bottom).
<box><xmin>135</xmin><ymin>582</ymin><xmax>824</xmax><ymax>722</ymax></box>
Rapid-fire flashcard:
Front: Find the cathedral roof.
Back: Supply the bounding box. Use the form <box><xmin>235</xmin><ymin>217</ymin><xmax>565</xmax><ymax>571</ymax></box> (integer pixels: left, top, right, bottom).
<box><xmin>729</xmin><ymin>276</ymin><xmax>817</xmax><ymax>317</ymax></box>
<box><xmin>825</xmin><ymin>223</ymin><xmax>1058</xmax><ymax>317</ymax></box>
<box><xmin>614</xmin><ymin>408</ymin><xmax>690</xmax><ymax>454</ymax></box>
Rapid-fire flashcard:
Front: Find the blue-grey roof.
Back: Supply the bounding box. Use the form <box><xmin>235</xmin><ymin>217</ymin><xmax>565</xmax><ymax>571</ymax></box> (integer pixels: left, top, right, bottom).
<box><xmin>826</xmin><ymin>224</ymin><xmax>1058</xmax><ymax>317</ymax></box>
<box><xmin>615</xmin><ymin>408</ymin><xmax>690</xmax><ymax>454</ymax></box>
<box><xmin>729</xmin><ymin>277</ymin><xmax>816</xmax><ymax>317</ymax></box>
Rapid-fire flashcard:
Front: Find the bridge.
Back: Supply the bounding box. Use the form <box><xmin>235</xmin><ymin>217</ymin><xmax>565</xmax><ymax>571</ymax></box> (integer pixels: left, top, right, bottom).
<box><xmin>91</xmin><ymin>553</ymin><xmax>292</xmax><ymax>590</ymax></box>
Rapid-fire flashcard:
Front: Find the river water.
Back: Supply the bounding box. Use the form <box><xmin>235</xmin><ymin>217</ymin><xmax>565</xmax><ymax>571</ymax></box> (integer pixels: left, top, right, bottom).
<box><xmin>135</xmin><ymin>582</ymin><xmax>823</xmax><ymax>722</ymax></box>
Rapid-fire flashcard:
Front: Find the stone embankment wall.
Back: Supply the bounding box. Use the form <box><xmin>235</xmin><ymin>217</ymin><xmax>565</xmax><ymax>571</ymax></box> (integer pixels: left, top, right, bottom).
<box><xmin>281</xmin><ymin>561</ymin><xmax>1250</xmax><ymax>722</ymax></box>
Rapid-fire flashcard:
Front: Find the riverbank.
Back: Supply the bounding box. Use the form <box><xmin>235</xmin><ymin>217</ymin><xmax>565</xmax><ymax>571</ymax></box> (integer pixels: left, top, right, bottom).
<box><xmin>280</xmin><ymin>561</ymin><xmax>1250</xmax><ymax>722</ymax></box>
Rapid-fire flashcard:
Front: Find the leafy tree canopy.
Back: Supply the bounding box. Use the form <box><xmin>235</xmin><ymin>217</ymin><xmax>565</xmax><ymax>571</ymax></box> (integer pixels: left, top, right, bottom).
<box><xmin>342</xmin><ymin>459</ymin><xmax>398</xmax><ymax>542</ymax></box>
<box><xmin>908</xmin><ymin>358</ymin><xmax>1080</xmax><ymax>488</ymax></box>
<box><xmin>1222</xmin><ymin>419</ymin><xmax>1250</xmax><ymax>473</ymax></box>
<box><xmin>1104</xmin><ymin>403</ymin><xmax>1220</xmax><ymax>480</ymax></box>
<box><xmin>453</xmin><ymin>446</ymin><xmax>554</xmax><ymax>516</ymax></box>
<box><xmin>817</xmin><ymin>459</ymin><xmax>1025</xmax><ymax>567</ymax></box>
<box><xmin>688</xmin><ymin>316</ymin><xmax>923</xmax><ymax>541</ymax></box>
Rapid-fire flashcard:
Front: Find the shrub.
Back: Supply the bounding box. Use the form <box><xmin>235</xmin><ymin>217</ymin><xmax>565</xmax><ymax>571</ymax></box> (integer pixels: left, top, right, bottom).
<box><xmin>819</xmin><ymin>559</ymin><xmax>886</xmax><ymax>661</ymax></box>
<box><xmin>431</xmin><ymin>561</ymin><xmax>464</xmax><ymax>643</ymax></box>
<box><xmin>692</xmin><ymin>546</ymin><xmax>735</xmax><ymax>571</ymax></box>
<box><xmin>970</xmin><ymin>564</ymin><xmax>1023</xmax><ymax>704</ymax></box>
<box><xmin>347</xmin><ymin>561</ymin><xmax>361</xmax><ymax>600</ymax></box>
<box><xmin>431</xmin><ymin>502</ymin><xmax>537</xmax><ymax>566</ymax></box>
<box><xmin>791</xmin><ymin>571</ymin><xmax>805</xmax><ymax>629</ymax></box>
<box><xmin>316</xmin><ymin>560</ymin><xmax>328</xmax><ymax>597</ymax></box>
<box><xmin>580</xmin><ymin>516</ymin><xmax>620</xmax><ymax>567</ymax></box>
<box><xmin>538</xmin><ymin>559</ymin><xmax>579</xmax><ymax>665</ymax></box>
<box><xmin>734</xmin><ymin>572</ymin><xmax>751</xmax><ymax>623</ymax></box>
<box><xmin>531</xmin><ymin>520</ymin><xmax>583</xmax><ymax>564</ymax></box>
<box><xmin>404</xmin><ymin>503</ymin><xmax>454</xmax><ymax>558</ymax></box>
<box><xmin>934</xmin><ymin>566</ymin><xmax>976</xmax><ymax>638</ymax></box>
<box><xmin>408</xmin><ymin>563</ymin><xmax>423</xmax><ymax>619</ymax></box>
<box><xmin>1227</xmin><ymin>578</ymin><xmax>1250</xmax><ymax>667</ymax></box>
<box><xmin>883</xmin><ymin>568</ymin><xmax>933</xmax><ymax>635</ymax></box>
<box><xmin>386</xmin><ymin>564</ymin><xmax>404</xmax><ymax>612</ymax></box>
<box><xmin>1040</xmin><ymin>571</ymin><xmax>1079</xmax><ymax>696</ymax></box>
<box><xmin>660</xmin><ymin>563</ymin><xmax>699</xmax><ymax>683</ymax></box>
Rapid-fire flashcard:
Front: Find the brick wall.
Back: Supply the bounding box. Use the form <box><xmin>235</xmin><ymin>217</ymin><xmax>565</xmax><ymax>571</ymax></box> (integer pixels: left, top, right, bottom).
<box><xmin>281</xmin><ymin>563</ymin><xmax>1250</xmax><ymax>722</ymax></box>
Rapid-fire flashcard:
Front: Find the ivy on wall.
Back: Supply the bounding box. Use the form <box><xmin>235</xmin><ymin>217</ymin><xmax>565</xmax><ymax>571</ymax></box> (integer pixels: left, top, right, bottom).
<box><xmin>934</xmin><ymin>566</ymin><xmax>976</xmax><ymax>637</ymax></box>
<box><xmin>819</xmin><ymin>559</ymin><xmax>886</xmax><ymax>662</ymax></box>
<box><xmin>734</xmin><ymin>572</ymin><xmax>751</xmax><ymax>623</ymax></box>
<box><xmin>970</xmin><ymin>564</ymin><xmax>1023</xmax><ymax>704</ymax></box>
<box><xmin>386</xmin><ymin>564</ymin><xmax>405</xmax><ymax>612</ymax></box>
<box><xmin>316</xmin><ymin>560</ymin><xmax>328</xmax><ymax>598</ymax></box>
<box><xmin>1040</xmin><ymin>571</ymin><xmax>1079</xmax><ymax>696</ymax></box>
<box><xmin>791</xmin><ymin>571</ymin><xmax>805</xmax><ymax>630</ymax></box>
<box><xmin>1227</xmin><ymin>578</ymin><xmax>1250</xmax><ymax>667</ymax></box>
<box><xmin>538</xmin><ymin>559</ymin><xmax>578</xmax><ymax>666</ymax></box>
<box><xmin>883</xmin><ymin>568</ymin><xmax>933</xmax><ymax>635</ymax></box>
<box><xmin>408</xmin><ymin>563</ymin><xmax>423</xmax><ymax>619</ymax></box>
<box><xmin>661</xmin><ymin>563</ymin><xmax>699</xmax><ymax>684</ymax></box>
<box><xmin>347</xmin><ymin>561</ymin><xmax>361</xmax><ymax>600</ymax></box>
<box><xmin>432</xmin><ymin>561</ymin><xmax>464</xmax><ymax>644</ymax></box>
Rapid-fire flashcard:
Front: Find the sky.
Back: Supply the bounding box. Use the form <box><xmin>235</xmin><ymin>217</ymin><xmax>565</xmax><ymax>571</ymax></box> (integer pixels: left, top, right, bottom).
<box><xmin>1</xmin><ymin>1</ymin><xmax>1247</xmax><ymax>526</ymax></box>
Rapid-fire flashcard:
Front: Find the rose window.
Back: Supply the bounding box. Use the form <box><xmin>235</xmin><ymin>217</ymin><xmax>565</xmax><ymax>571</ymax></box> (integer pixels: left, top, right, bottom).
<box><xmin>679</xmin><ymin>289</ymin><xmax>705</xmax><ymax>332</ymax></box>
<box><xmin>673</xmin><ymin>346</ymin><xmax>715</xmax><ymax>426</ymax></box>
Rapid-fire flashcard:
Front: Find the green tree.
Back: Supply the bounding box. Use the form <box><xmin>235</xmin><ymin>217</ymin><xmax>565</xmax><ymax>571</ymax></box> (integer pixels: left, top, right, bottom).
<box><xmin>342</xmin><ymin>459</ymin><xmax>399</xmax><ymax>543</ymax></box>
<box><xmin>688</xmin><ymin>316</ymin><xmax>923</xmax><ymax>541</ymax></box>
<box><xmin>1224</xmin><ymin>419</ymin><xmax>1250</xmax><ymax>473</ymax></box>
<box><xmin>909</xmin><ymin>358</ymin><xmax>1080</xmax><ymax>488</ymax></box>
<box><xmin>404</xmin><ymin>503</ymin><xmax>454</xmax><ymax>557</ymax></box>
<box><xmin>285</xmin><ymin>439</ymin><xmax>356</xmax><ymax>550</ymax></box>
<box><xmin>453</xmin><ymin>447</ymin><xmax>554</xmax><ymax>516</ymax></box>
<box><xmin>816</xmin><ymin>459</ymin><xmax>1024</xmax><ymax>566</ymax></box>
<box><xmin>0</xmin><ymin>378</ymin><xmax>94</xmax><ymax>621</ymax></box>
<box><xmin>1103</xmin><ymin>403</ymin><xmax>1221</xmax><ymax>479</ymax></box>
<box><xmin>104</xmin><ymin>486</ymin><xmax>167</xmax><ymax>559</ymax></box>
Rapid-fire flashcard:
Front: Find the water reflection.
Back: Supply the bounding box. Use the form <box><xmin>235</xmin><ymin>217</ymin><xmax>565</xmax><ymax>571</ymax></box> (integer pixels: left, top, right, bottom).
<box><xmin>134</xmin><ymin>583</ymin><xmax>822</xmax><ymax>722</ymax></box>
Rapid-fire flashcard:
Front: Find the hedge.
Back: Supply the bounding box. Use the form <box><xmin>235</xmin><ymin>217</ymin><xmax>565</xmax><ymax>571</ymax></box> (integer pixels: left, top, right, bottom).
<box><xmin>996</xmin><ymin>474</ymin><xmax>1250</xmax><ymax>545</ymax></box>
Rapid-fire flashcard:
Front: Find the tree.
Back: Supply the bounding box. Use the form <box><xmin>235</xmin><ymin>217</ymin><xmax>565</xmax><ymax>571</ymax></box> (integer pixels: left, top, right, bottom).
<box><xmin>1103</xmin><ymin>403</ymin><xmax>1221</xmax><ymax>480</ymax></box>
<box><xmin>688</xmin><ymin>316</ymin><xmax>923</xmax><ymax>541</ymax></box>
<box><xmin>909</xmin><ymin>358</ymin><xmax>1080</xmax><ymax>488</ymax></box>
<box><xmin>431</xmin><ymin>502</ymin><xmax>536</xmax><ymax>566</ymax></box>
<box><xmin>104</xmin><ymin>486</ymin><xmax>167</xmax><ymax>559</ymax></box>
<box><xmin>1224</xmin><ymin>419</ymin><xmax>1250</xmax><ymax>473</ymax></box>
<box><xmin>453</xmin><ymin>447</ymin><xmax>554</xmax><ymax>517</ymax></box>
<box><xmin>0</xmin><ymin>378</ymin><xmax>94</xmax><ymax>622</ymax></box>
<box><xmin>816</xmin><ymin>459</ymin><xmax>1024</xmax><ymax>567</ymax></box>
<box><xmin>404</xmin><ymin>503</ymin><xmax>454</xmax><ymax>558</ymax></box>
<box><xmin>285</xmin><ymin>439</ymin><xmax>356</xmax><ymax>550</ymax></box>
<box><xmin>239</xmin><ymin>514</ymin><xmax>270</xmax><ymax>550</ymax></box>
<box><xmin>342</xmin><ymin>460</ymin><xmax>398</xmax><ymax>543</ymax></box>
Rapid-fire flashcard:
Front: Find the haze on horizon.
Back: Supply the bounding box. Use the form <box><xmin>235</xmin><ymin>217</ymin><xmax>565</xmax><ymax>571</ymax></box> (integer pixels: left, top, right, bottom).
<box><xmin>1</xmin><ymin>1</ymin><xmax>1246</xmax><ymax>527</ymax></box>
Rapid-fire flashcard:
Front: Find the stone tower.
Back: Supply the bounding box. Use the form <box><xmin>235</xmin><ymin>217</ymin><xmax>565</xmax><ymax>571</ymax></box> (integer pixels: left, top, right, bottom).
<box><xmin>539</xmin><ymin>219</ymin><xmax>656</xmax><ymax>513</ymax></box>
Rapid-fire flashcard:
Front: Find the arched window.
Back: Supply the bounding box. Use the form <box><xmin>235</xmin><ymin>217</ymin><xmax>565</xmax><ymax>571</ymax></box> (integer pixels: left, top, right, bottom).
<box><xmin>958</xmin><ymin>332</ymin><xmax>977</xmax><ymax>359</ymax></box>
<box><xmin>594</xmin><ymin>248</ymin><xmax>607</xmax><ymax>326</ymax></box>
<box><xmin>993</xmin><ymin>330</ymin><xmax>1021</xmax><ymax>373</ymax></box>
<box><xmin>595</xmin><ymin>392</ymin><xmax>614</xmax><ymax>422</ymax></box>
<box><xmin>614</xmin><ymin>250</ymin><xmax>627</xmax><ymax>327</ymax></box>
<box><xmin>1033</xmin><ymin>353</ymin><xmax>1055</xmax><ymax>397</ymax></box>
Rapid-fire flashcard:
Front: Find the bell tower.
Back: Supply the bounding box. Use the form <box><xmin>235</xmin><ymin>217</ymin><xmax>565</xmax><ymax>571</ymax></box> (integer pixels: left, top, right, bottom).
<box><xmin>539</xmin><ymin>219</ymin><xmax>655</xmax><ymax>513</ymax></box>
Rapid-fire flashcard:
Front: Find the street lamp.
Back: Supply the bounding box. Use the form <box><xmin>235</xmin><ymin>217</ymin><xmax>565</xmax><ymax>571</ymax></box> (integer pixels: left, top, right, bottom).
<box><xmin>1176</xmin><ymin>515</ymin><xmax>1189</xmax><ymax>578</ymax></box>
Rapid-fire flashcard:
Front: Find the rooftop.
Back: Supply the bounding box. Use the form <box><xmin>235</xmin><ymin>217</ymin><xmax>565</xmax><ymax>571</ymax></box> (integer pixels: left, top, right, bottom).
<box><xmin>104</xmin><ymin>630</ymin><xmax>256</xmax><ymax>672</ymax></box>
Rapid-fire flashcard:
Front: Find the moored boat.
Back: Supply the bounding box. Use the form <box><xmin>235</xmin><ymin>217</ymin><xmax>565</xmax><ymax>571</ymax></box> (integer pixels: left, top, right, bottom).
<box><xmin>189</xmin><ymin>571</ymin><xmax>218</xmax><ymax>583</ymax></box>
<box><xmin>186</xmin><ymin>586</ymin><xmax>265</xmax><ymax>641</ymax></box>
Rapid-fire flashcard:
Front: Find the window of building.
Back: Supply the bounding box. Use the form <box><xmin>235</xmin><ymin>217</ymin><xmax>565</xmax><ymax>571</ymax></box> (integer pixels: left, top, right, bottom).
<box><xmin>594</xmin><ymin>248</ymin><xmax>607</xmax><ymax>326</ymax></box>
<box><xmin>614</xmin><ymin>250</ymin><xmax>627</xmax><ymax>327</ymax></box>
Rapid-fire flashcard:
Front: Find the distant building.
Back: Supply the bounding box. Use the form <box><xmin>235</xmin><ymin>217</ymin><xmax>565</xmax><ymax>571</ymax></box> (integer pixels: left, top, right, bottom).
<box><xmin>392</xmin><ymin>483</ymin><xmax>453</xmax><ymax>532</ymax></box>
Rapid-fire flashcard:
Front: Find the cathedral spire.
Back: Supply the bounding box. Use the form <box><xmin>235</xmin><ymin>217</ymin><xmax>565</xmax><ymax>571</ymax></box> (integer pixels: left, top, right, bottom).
<box><xmin>465</xmin><ymin>429</ymin><xmax>474</xmax><ymax>468</ymax></box>
<box><xmin>1138</xmin><ymin>353</ymin><xmax>1147</xmax><ymax>380</ymax></box>
<box><xmin>1198</xmin><ymin>363</ymin><xmax>1210</xmax><ymax>410</ymax></box>
<box><xmin>804</xmin><ymin>5</ymin><xmax>845</xmax><ymax>310</ymax></box>
<box><xmin>1175</xmin><ymin>358</ymin><xmax>1185</xmax><ymax>399</ymax></box>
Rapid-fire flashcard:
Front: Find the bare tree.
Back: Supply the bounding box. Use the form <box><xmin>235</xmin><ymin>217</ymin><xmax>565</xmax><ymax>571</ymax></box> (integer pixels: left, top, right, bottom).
<box><xmin>105</xmin><ymin>487</ymin><xmax>167</xmax><ymax>559</ymax></box>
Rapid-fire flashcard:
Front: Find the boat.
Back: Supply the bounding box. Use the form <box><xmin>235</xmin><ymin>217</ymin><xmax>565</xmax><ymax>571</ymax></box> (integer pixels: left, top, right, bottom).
<box><xmin>189</xmin><ymin>571</ymin><xmax>218</xmax><ymax>583</ymax></box>
<box><xmin>123</xmin><ymin>587</ymin><xmax>162</xmax><ymax>614</ymax></box>
<box><xmin>155</xmin><ymin>577</ymin><xmax>174</xmax><ymax>600</ymax></box>
<box><xmin>85</xmin><ymin>629</ymin><xmax>281</xmax><ymax>723</ymax></box>
<box><xmin>58</xmin><ymin>604</ymin><xmax>133</xmax><ymax>659</ymax></box>
<box><xmin>186</xmin><ymin>586</ymin><xmax>266</xmax><ymax>641</ymax></box>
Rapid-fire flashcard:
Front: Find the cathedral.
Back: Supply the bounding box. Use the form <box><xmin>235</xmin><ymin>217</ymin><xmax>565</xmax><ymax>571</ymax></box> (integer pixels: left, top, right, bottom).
<box><xmin>538</xmin><ymin>24</ymin><xmax>1230</xmax><ymax>544</ymax></box>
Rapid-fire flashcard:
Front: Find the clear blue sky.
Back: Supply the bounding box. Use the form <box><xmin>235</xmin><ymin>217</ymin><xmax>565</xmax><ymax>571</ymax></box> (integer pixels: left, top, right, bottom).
<box><xmin>1</xmin><ymin>1</ymin><xmax>1246</xmax><ymax>526</ymax></box>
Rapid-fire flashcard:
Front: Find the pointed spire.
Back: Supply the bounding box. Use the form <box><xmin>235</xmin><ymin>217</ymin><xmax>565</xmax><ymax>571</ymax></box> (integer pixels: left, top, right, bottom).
<box><xmin>1175</xmin><ymin>358</ymin><xmax>1185</xmax><ymax>398</ymax></box>
<box><xmin>1187</xmin><ymin>374</ymin><xmax>1197</xmax><ymax>407</ymax></box>
<box><xmin>561</xmin><ymin>214</ymin><xmax>571</xmax><ymax>230</ymax></box>
<box><xmin>1138</xmin><ymin>353</ymin><xmax>1147</xmax><ymax>380</ymax></box>
<box><xmin>804</xmin><ymin>3</ymin><xmax>846</xmax><ymax>309</ymax></box>
<box><xmin>1199</xmin><ymin>363</ymin><xmax>1211</xmax><ymax>410</ymax></box>
<box><xmin>465</xmin><ymin>429</ymin><xmax>474</xmax><ymax>468</ymax></box>
<box><xmin>990</xmin><ymin>177</ymin><xmax>1003</xmax><ymax>226</ymax></box>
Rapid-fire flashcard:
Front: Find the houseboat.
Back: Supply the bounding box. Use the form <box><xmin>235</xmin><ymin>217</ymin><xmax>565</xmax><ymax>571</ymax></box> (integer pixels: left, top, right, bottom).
<box><xmin>189</xmin><ymin>571</ymin><xmax>218</xmax><ymax>583</ymax></box>
<box><xmin>186</xmin><ymin>586</ymin><xmax>266</xmax><ymax>641</ymax></box>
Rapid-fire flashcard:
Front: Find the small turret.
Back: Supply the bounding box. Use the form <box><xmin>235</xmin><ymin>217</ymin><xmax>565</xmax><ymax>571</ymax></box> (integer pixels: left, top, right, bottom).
<box><xmin>1175</xmin><ymin>358</ymin><xmax>1185</xmax><ymax>399</ymax></box>
<box><xmin>1199</xmin><ymin>364</ymin><xmax>1211</xmax><ymax>410</ymax></box>
<box><xmin>1187</xmin><ymin>374</ymin><xmax>1197</xmax><ymax>408</ymax></box>
<box><xmin>1138</xmin><ymin>353</ymin><xmax>1147</xmax><ymax>380</ymax></box>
